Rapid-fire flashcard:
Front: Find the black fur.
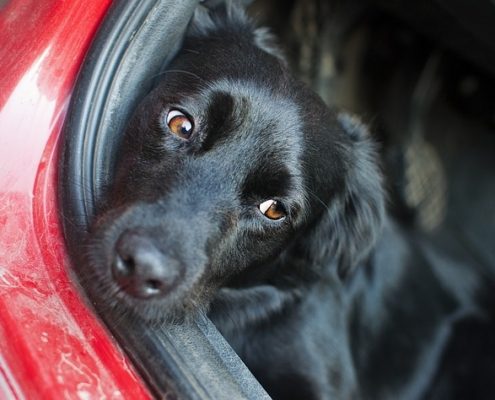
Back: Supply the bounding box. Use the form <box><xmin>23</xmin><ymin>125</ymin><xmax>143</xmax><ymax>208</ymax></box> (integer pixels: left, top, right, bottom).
<box><xmin>84</xmin><ymin>3</ymin><xmax>495</xmax><ymax>399</ymax></box>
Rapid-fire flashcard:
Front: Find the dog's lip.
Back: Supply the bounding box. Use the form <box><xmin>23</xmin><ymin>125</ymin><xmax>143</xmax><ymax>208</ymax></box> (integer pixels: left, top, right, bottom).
<box><xmin>110</xmin><ymin>268</ymin><xmax>192</xmax><ymax>301</ymax></box>
<box><xmin>112</xmin><ymin>262</ymin><xmax>182</xmax><ymax>300</ymax></box>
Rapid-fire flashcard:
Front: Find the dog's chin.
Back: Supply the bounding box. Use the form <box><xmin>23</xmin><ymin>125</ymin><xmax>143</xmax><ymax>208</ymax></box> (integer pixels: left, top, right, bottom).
<box><xmin>82</xmin><ymin>274</ymin><xmax>210</xmax><ymax>325</ymax></box>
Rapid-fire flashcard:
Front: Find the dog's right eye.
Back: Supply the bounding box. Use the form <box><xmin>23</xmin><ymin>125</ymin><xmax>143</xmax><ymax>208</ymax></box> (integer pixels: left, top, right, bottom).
<box><xmin>259</xmin><ymin>199</ymin><xmax>287</xmax><ymax>221</ymax></box>
<box><xmin>165</xmin><ymin>109</ymin><xmax>194</xmax><ymax>139</ymax></box>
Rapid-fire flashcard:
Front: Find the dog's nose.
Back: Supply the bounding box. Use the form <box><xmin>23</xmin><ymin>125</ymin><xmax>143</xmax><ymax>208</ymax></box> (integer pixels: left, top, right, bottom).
<box><xmin>112</xmin><ymin>230</ymin><xmax>181</xmax><ymax>299</ymax></box>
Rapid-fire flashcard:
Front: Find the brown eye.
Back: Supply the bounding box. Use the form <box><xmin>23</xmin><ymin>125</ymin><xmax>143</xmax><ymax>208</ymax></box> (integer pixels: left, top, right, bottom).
<box><xmin>166</xmin><ymin>109</ymin><xmax>194</xmax><ymax>139</ymax></box>
<box><xmin>259</xmin><ymin>199</ymin><xmax>287</xmax><ymax>221</ymax></box>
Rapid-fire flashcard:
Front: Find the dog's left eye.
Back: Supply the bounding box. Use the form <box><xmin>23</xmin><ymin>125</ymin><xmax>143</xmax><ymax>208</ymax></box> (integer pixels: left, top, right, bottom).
<box><xmin>259</xmin><ymin>199</ymin><xmax>287</xmax><ymax>220</ymax></box>
<box><xmin>165</xmin><ymin>109</ymin><xmax>194</xmax><ymax>139</ymax></box>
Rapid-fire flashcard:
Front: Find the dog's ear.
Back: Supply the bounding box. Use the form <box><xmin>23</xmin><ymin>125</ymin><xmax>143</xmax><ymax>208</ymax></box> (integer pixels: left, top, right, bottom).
<box><xmin>188</xmin><ymin>1</ymin><xmax>248</xmax><ymax>37</ymax></box>
<box><xmin>252</xmin><ymin>27</ymin><xmax>287</xmax><ymax>63</ymax></box>
<box><xmin>189</xmin><ymin>1</ymin><xmax>286</xmax><ymax>62</ymax></box>
<box><xmin>304</xmin><ymin>113</ymin><xmax>385</xmax><ymax>279</ymax></box>
<box><xmin>335</xmin><ymin>113</ymin><xmax>385</xmax><ymax>277</ymax></box>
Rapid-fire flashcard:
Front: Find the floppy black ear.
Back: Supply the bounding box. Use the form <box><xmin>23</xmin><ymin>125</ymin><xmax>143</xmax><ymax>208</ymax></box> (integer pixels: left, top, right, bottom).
<box><xmin>306</xmin><ymin>113</ymin><xmax>385</xmax><ymax>278</ymax></box>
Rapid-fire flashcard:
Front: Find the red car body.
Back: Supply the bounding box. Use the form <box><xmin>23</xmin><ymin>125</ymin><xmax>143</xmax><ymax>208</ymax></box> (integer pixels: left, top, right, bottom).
<box><xmin>0</xmin><ymin>1</ymin><xmax>151</xmax><ymax>398</ymax></box>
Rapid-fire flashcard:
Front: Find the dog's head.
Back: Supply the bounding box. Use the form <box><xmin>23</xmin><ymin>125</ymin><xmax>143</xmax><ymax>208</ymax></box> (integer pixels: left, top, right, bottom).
<box><xmin>85</xmin><ymin>3</ymin><xmax>384</xmax><ymax>322</ymax></box>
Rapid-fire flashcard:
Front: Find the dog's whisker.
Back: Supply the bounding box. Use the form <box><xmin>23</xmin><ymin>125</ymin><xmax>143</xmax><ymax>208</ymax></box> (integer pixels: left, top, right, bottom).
<box><xmin>148</xmin><ymin>69</ymin><xmax>206</xmax><ymax>84</ymax></box>
<box><xmin>305</xmin><ymin>187</ymin><xmax>332</xmax><ymax>212</ymax></box>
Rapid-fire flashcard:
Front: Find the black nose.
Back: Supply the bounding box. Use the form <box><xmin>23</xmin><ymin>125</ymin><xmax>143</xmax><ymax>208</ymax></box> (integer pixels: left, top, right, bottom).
<box><xmin>112</xmin><ymin>230</ymin><xmax>181</xmax><ymax>299</ymax></box>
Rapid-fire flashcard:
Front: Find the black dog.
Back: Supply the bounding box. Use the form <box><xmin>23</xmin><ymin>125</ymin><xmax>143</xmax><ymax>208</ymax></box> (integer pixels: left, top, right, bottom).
<box><xmin>85</xmin><ymin>3</ymin><xmax>495</xmax><ymax>399</ymax></box>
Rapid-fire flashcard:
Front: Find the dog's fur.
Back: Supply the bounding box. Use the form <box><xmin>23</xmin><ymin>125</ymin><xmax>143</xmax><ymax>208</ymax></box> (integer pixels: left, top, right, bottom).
<box><xmin>85</xmin><ymin>3</ymin><xmax>495</xmax><ymax>399</ymax></box>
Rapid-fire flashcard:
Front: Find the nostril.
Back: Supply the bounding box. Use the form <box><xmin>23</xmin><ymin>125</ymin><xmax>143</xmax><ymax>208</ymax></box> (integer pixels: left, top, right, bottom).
<box><xmin>145</xmin><ymin>279</ymin><xmax>163</xmax><ymax>290</ymax></box>
<box><xmin>143</xmin><ymin>279</ymin><xmax>165</xmax><ymax>296</ymax></box>
<box><xmin>113</xmin><ymin>253</ymin><xmax>135</xmax><ymax>278</ymax></box>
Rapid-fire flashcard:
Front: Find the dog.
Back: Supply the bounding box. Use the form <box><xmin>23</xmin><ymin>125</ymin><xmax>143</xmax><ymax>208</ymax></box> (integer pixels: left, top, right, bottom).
<box><xmin>85</xmin><ymin>3</ymin><xmax>495</xmax><ymax>399</ymax></box>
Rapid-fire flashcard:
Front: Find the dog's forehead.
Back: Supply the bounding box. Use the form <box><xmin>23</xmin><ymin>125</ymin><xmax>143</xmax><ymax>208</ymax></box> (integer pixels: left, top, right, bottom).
<box><xmin>199</xmin><ymin>79</ymin><xmax>302</xmax><ymax>178</ymax></box>
<box><xmin>200</xmin><ymin>78</ymin><xmax>302</xmax><ymax>149</ymax></box>
<box><xmin>165</xmin><ymin>78</ymin><xmax>306</xmax><ymax>206</ymax></box>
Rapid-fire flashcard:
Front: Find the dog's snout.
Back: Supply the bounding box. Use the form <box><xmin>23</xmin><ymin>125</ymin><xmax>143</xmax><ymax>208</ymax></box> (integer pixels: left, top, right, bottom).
<box><xmin>112</xmin><ymin>230</ymin><xmax>181</xmax><ymax>299</ymax></box>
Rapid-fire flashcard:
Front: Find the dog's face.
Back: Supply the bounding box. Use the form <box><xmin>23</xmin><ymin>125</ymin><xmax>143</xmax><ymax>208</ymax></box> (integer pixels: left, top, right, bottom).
<box><xmin>84</xmin><ymin>6</ymin><xmax>384</xmax><ymax>322</ymax></box>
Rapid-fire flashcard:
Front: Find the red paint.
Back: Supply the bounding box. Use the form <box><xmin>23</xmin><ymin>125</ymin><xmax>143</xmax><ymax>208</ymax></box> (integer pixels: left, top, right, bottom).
<box><xmin>0</xmin><ymin>1</ymin><xmax>152</xmax><ymax>398</ymax></box>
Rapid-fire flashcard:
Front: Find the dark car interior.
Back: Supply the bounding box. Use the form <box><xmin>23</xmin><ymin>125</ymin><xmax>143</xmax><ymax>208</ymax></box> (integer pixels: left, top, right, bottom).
<box><xmin>60</xmin><ymin>0</ymin><xmax>495</xmax><ymax>398</ymax></box>
<box><xmin>253</xmin><ymin>0</ymin><xmax>495</xmax><ymax>265</ymax></box>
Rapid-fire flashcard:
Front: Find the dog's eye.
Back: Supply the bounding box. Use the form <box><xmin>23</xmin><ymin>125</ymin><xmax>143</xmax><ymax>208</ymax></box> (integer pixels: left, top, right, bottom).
<box><xmin>166</xmin><ymin>109</ymin><xmax>194</xmax><ymax>139</ymax></box>
<box><xmin>259</xmin><ymin>200</ymin><xmax>286</xmax><ymax>220</ymax></box>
